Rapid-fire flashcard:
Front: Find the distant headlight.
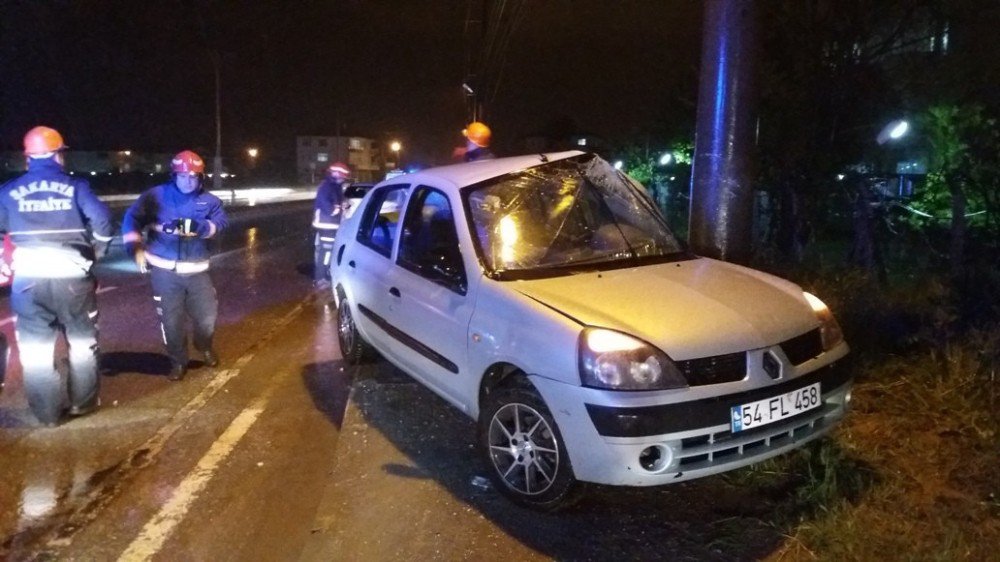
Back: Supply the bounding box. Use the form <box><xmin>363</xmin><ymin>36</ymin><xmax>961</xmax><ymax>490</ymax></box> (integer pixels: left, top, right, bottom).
<box><xmin>578</xmin><ymin>328</ymin><xmax>688</xmax><ymax>391</ymax></box>
<box><xmin>803</xmin><ymin>292</ymin><xmax>845</xmax><ymax>351</ymax></box>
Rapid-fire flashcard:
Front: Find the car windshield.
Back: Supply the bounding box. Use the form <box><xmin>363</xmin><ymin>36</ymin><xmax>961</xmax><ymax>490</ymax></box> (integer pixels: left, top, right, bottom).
<box><xmin>465</xmin><ymin>154</ymin><xmax>687</xmax><ymax>279</ymax></box>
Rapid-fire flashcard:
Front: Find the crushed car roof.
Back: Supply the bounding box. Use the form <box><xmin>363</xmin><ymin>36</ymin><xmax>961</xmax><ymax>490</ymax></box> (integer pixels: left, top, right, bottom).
<box><xmin>380</xmin><ymin>150</ymin><xmax>586</xmax><ymax>191</ymax></box>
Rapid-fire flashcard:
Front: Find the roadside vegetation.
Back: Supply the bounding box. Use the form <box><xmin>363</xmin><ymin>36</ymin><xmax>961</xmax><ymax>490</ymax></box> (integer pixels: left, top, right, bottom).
<box><xmin>723</xmin><ymin>266</ymin><xmax>999</xmax><ymax>560</ymax></box>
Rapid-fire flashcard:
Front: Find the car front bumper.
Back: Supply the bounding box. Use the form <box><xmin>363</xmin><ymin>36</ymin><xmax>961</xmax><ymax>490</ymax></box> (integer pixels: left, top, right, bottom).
<box><xmin>529</xmin><ymin>361</ymin><xmax>853</xmax><ymax>487</ymax></box>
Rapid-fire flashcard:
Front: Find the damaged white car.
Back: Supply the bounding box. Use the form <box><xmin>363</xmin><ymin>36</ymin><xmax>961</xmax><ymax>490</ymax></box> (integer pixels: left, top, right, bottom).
<box><xmin>330</xmin><ymin>151</ymin><xmax>852</xmax><ymax>510</ymax></box>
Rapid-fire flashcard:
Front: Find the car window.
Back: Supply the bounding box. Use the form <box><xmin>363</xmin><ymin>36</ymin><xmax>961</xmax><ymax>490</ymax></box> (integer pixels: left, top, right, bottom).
<box><xmin>398</xmin><ymin>186</ymin><xmax>467</xmax><ymax>294</ymax></box>
<box><xmin>357</xmin><ymin>184</ymin><xmax>409</xmax><ymax>258</ymax></box>
<box><xmin>464</xmin><ymin>154</ymin><xmax>687</xmax><ymax>279</ymax></box>
<box><xmin>344</xmin><ymin>184</ymin><xmax>371</xmax><ymax>199</ymax></box>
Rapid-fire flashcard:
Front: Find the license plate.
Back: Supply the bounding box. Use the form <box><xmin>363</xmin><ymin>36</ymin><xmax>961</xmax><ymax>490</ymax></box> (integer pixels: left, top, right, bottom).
<box><xmin>730</xmin><ymin>382</ymin><xmax>821</xmax><ymax>432</ymax></box>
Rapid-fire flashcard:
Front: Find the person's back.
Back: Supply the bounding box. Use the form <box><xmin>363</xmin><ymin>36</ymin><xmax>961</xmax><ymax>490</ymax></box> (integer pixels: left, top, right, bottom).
<box><xmin>0</xmin><ymin>126</ymin><xmax>113</xmax><ymax>425</ymax></box>
<box><xmin>0</xmin><ymin>153</ymin><xmax>113</xmax><ymax>277</ymax></box>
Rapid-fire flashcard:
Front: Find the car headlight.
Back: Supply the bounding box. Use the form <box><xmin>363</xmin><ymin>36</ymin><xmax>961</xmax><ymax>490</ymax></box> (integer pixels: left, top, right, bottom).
<box><xmin>803</xmin><ymin>292</ymin><xmax>845</xmax><ymax>351</ymax></box>
<box><xmin>578</xmin><ymin>328</ymin><xmax>688</xmax><ymax>390</ymax></box>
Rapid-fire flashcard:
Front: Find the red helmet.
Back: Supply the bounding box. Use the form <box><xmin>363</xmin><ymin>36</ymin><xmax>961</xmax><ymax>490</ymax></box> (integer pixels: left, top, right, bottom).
<box><xmin>171</xmin><ymin>150</ymin><xmax>205</xmax><ymax>174</ymax></box>
<box><xmin>327</xmin><ymin>162</ymin><xmax>350</xmax><ymax>180</ymax></box>
<box><xmin>23</xmin><ymin>126</ymin><xmax>65</xmax><ymax>155</ymax></box>
<box><xmin>463</xmin><ymin>121</ymin><xmax>491</xmax><ymax>148</ymax></box>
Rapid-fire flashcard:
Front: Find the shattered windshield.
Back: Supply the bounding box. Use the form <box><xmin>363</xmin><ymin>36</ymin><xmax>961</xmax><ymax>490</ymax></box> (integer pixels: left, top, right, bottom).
<box><xmin>464</xmin><ymin>154</ymin><xmax>686</xmax><ymax>279</ymax></box>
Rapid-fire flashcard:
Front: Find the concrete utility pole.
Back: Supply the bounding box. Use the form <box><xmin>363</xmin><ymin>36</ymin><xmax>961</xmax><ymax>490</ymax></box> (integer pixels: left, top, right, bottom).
<box><xmin>689</xmin><ymin>0</ymin><xmax>759</xmax><ymax>264</ymax></box>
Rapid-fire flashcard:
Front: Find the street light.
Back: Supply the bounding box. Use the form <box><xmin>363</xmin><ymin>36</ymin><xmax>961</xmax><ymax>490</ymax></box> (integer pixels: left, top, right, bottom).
<box><xmin>390</xmin><ymin>141</ymin><xmax>402</xmax><ymax>167</ymax></box>
<box><xmin>613</xmin><ymin>160</ymin><xmax>624</xmax><ymax>170</ymax></box>
<box><xmin>658</xmin><ymin>152</ymin><xmax>673</xmax><ymax>166</ymax></box>
<box><xmin>247</xmin><ymin>147</ymin><xmax>259</xmax><ymax>159</ymax></box>
<box><xmin>876</xmin><ymin>119</ymin><xmax>910</xmax><ymax>146</ymax></box>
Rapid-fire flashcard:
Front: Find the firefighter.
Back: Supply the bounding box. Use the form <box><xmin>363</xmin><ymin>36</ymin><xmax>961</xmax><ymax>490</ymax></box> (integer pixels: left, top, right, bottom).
<box><xmin>461</xmin><ymin>121</ymin><xmax>495</xmax><ymax>162</ymax></box>
<box><xmin>121</xmin><ymin>150</ymin><xmax>228</xmax><ymax>381</ymax></box>
<box><xmin>312</xmin><ymin>162</ymin><xmax>349</xmax><ymax>289</ymax></box>
<box><xmin>0</xmin><ymin>126</ymin><xmax>114</xmax><ymax>426</ymax></box>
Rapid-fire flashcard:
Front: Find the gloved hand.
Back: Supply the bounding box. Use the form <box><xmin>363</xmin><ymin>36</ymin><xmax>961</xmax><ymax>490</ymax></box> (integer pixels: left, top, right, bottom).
<box><xmin>126</xmin><ymin>242</ymin><xmax>148</xmax><ymax>273</ymax></box>
<box><xmin>193</xmin><ymin>219</ymin><xmax>213</xmax><ymax>238</ymax></box>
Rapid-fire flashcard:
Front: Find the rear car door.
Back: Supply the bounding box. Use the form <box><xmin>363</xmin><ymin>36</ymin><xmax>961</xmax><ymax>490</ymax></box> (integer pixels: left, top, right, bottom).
<box><xmin>343</xmin><ymin>184</ymin><xmax>410</xmax><ymax>363</ymax></box>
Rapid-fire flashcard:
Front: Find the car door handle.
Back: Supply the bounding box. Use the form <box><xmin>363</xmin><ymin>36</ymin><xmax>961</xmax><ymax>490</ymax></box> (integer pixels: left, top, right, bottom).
<box><xmin>389</xmin><ymin>287</ymin><xmax>401</xmax><ymax>298</ymax></box>
<box><xmin>348</xmin><ymin>260</ymin><xmax>355</xmax><ymax>268</ymax></box>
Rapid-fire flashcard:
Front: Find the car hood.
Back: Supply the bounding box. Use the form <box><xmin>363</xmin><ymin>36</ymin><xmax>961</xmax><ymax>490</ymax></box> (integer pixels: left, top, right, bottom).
<box><xmin>512</xmin><ymin>258</ymin><xmax>818</xmax><ymax>360</ymax></box>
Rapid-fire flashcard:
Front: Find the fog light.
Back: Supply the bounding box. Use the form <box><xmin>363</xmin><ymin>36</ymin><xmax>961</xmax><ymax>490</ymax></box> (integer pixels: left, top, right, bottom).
<box><xmin>638</xmin><ymin>444</ymin><xmax>673</xmax><ymax>472</ymax></box>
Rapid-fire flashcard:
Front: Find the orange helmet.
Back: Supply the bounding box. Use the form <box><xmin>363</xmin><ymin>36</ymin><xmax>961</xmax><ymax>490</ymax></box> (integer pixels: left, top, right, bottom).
<box><xmin>171</xmin><ymin>150</ymin><xmax>205</xmax><ymax>174</ymax></box>
<box><xmin>23</xmin><ymin>126</ymin><xmax>65</xmax><ymax>156</ymax></box>
<box><xmin>463</xmin><ymin>121</ymin><xmax>491</xmax><ymax>148</ymax></box>
<box><xmin>327</xmin><ymin>162</ymin><xmax>350</xmax><ymax>180</ymax></box>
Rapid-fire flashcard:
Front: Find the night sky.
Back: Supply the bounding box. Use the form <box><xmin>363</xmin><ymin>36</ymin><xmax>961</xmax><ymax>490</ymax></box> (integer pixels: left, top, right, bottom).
<box><xmin>0</xmin><ymin>1</ymin><xmax>702</xmax><ymax>167</ymax></box>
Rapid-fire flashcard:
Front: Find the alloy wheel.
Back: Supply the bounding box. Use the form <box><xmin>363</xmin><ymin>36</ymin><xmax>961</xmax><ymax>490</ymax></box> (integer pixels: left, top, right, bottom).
<box><xmin>487</xmin><ymin>402</ymin><xmax>560</xmax><ymax>495</ymax></box>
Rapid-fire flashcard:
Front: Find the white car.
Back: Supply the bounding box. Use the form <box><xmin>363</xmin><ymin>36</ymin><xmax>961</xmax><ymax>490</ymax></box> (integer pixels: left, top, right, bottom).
<box><xmin>342</xmin><ymin>182</ymin><xmax>374</xmax><ymax>219</ymax></box>
<box><xmin>330</xmin><ymin>151</ymin><xmax>852</xmax><ymax>510</ymax></box>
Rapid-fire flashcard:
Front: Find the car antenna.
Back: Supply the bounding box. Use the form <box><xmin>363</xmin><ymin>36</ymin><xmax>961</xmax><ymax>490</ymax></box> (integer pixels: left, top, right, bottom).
<box><xmin>538</xmin><ymin>153</ymin><xmax>548</xmax><ymax>163</ymax></box>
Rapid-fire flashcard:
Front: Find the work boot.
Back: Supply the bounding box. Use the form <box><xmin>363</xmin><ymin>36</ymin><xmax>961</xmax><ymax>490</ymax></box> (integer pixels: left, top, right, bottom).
<box><xmin>203</xmin><ymin>349</ymin><xmax>219</xmax><ymax>368</ymax></box>
<box><xmin>69</xmin><ymin>398</ymin><xmax>100</xmax><ymax>417</ymax></box>
<box><xmin>168</xmin><ymin>363</ymin><xmax>187</xmax><ymax>381</ymax></box>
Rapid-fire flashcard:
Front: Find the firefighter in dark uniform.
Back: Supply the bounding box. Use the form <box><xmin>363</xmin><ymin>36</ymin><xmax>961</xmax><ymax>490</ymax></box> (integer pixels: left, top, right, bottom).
<box><xmin>312</xmin><ymin>162</ymin><xmax>349</xmax><ymax>289</ymax></box>
<box><xmin>0</xmin><ymin>126</ymin><xmax>114</xmax><ymax>426</ymax></box>
<box><xmin>121</xmin><ymin>150</ymin><xmax>228</xmax><ymax>381</ymax></box>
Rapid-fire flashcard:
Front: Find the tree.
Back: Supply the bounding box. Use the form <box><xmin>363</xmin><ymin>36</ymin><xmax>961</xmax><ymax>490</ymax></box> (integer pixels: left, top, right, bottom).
<box><xmin>906</xmin><ymin>105</ymin><xmax>999</xmax><ymax>276</ymax></box>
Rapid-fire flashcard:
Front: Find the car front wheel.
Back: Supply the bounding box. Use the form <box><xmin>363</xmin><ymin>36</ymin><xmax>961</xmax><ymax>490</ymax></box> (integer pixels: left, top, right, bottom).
<box><xmin>337</xmin><ymin>298</ymin><xmax>374</xmax><ymax>364</ymax></box>
<box><xmin>479</xmin><ymin>381</ymin><xmax>578</xmax><ymax>510</ymax></box>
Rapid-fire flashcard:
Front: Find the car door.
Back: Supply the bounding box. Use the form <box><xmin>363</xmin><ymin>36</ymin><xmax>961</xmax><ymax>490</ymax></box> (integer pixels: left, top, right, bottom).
<box><xmin>382</xmin><ymin>185</ymin><xmax>476</xmax><ymax>410</ymax></box>
<box><xmin>342</xmin><ymin>184</ymin><xmax>411</xmax><ymax>364</ymax></box>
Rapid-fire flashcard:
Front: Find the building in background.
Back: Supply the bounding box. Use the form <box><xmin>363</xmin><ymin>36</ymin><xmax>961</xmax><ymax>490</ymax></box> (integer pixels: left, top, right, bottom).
<box><xmin>296</xmin><ymin>136</ymin><xmax>385</xmax><ymax>183</ymax></box>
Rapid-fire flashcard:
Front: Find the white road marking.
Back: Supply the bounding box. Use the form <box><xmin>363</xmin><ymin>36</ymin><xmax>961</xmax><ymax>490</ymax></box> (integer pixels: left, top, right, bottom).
<box><xmin>96</xmin><ymin>285</ymin><xmax>118</xmax><ymax>294</ymax></box>
<box><xmin>117</xmin><ymin>389</ymin><xmax>274</xmax><ymax>561</ymax></box>
<box><xmin>33</xmin><ymin>297</ymin><xmax>311</xmax><ymax>555</ymax></box>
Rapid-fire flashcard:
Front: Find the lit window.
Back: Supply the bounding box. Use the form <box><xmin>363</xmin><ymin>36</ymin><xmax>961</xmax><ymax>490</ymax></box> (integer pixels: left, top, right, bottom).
<box><xmin>349</xmin><ymin>138</ymin><xmax>363</xmax><ymax>150</ymax></box>
<box><xmin>577</xmin><ymin>138</ymin><xmax>587</xmax><ymax>147</ymax></box>
<box><xmin>317</xmin><ymin>153</ymin><xmax>329</xmax><ymax>162</ymax></box>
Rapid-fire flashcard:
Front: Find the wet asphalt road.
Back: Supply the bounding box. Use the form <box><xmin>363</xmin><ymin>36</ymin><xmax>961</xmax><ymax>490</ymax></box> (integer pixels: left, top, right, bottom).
<box><xmin>0</xmin><ymin>200</ymin><xmax>803</xmax><ymax>561</ymax></box>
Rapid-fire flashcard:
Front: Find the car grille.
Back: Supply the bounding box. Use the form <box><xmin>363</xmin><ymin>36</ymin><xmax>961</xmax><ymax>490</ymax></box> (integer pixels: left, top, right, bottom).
<box><xmin>678</xmin><ymin>351</ymin><xmax>747</xmax><ymax>386</ymax></box>
<box><xmin>675</xmin><ymin>400</ymin><xmax>843</xmax><ymax>470</ymax></box>
<box><xmin>780</xmin><ymin>328</ymin><xmax>823</xmax><ymax>365</ymax></box>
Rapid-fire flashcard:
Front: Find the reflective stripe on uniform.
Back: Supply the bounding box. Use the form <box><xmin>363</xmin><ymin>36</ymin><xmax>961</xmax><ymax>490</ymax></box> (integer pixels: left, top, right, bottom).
<box><xmin>12</xmin><ymin>247</ymin><xmax>92</xmax><ymax>278</ymax></box>
<box><xmin>145</xmin><ymin>252</ymin><xmax>210</xmax><ymax>274</ymax></box>
<box><xmin>8</xmin><ymin>228</ymin><xmax>86</xmax><ymax>236</ymax></box>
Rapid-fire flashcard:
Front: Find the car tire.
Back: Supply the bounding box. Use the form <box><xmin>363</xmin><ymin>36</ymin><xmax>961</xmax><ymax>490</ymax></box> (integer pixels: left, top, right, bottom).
<box><xmin>337</xmin><ymin>298</ymin><xmax>374</xmax><ymax>364</ymax></box>
<box><xmin>479</xmin><ymin>379</ymin><xmax>579</xmax><ymax>511</ymax></box>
